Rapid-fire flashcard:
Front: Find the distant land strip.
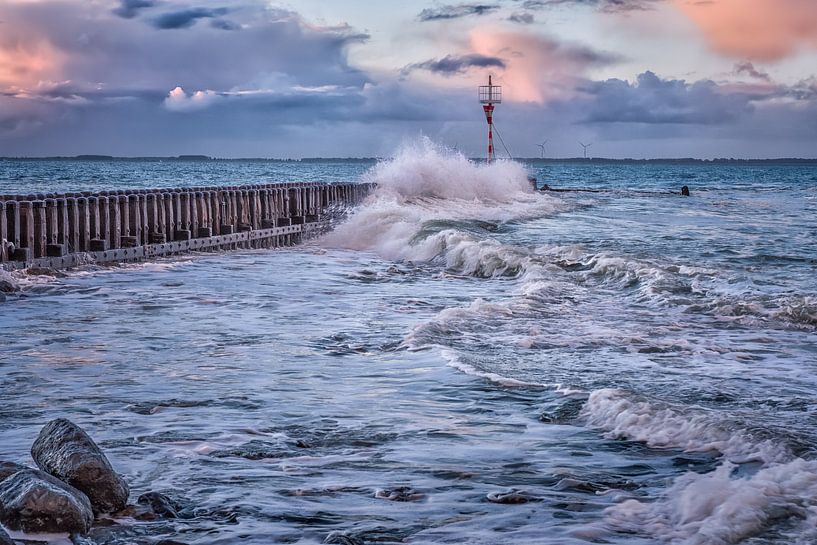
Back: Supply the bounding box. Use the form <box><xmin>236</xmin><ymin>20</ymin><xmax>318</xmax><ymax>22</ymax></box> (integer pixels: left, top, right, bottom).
<box><xmin>1</xmin><ymin>156</ymin><xmax>817</xmax><ymax>164</ymax></box>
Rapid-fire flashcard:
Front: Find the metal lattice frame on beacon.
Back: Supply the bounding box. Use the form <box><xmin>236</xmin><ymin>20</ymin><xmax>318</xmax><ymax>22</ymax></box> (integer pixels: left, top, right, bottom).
<box><xmin>479</xmin><ymin>75</ymin><xmax>501</xmax><ymax>163</ymax></box>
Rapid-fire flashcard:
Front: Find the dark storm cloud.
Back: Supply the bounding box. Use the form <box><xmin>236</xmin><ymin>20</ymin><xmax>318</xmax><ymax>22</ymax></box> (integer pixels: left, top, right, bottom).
<box><xmin>508</xmin><ymin>12</ymin><xmax>535</xmax><ymax>24</ymax></box>
<box><xmin>787</xmin><ymin>77</ymin><xmax>817</xmax><ymax>100</ymax></box>
<box><xmin>521</xmin><ymin>0</ymin><xmax>662</xmax><ymax>13</ymax></box>
<box><xmin>2</xmin><ymin>1</ymin><xmax>816</xmax><ymax>157</ymax></box>
<box><xmin>151</xmin><ymin>7</ymin><xmax>229</xmax><ymax>29</ymax></box>
<box><xmin>210</xmin><ymin>18</ymin><xmax>241</xmax><ymax>30</ymax></box>
<box><xmin>2</xmin><ymin>2</ymin><xmax>370</xmax><ymax>93</ymax></box>
<box><xmin>733</xmin><ymin>61</ymin><xmax>771</xmax><ymax>82</ymax></box>
<box><xmin>581</xmin><ymin>71</ymin><xmax>751</xmax><ymax>124</ymax></box>
<box><xmin>418</xmin><ymin>3</ymin><xmax>499</xmax><ymax>21</ymax></box>
<box><xmin>403</xmin><ymin>54</ymin><xmax>506</xmax><ymax>75</ymax></box>
<box><xmin>0</xmin><ymin>1</ymin><xmax>372</xmax><ymax>149</ymax></box>
<box><xmin>112</xmin><ymin>0</ymin><xmax>157</xmax><ymax>19</ymax></box>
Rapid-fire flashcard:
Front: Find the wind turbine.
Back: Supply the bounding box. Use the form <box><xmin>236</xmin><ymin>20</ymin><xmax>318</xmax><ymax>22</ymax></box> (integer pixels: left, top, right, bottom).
<box><xmin>537</xmin><ymin>139</ymin><xmax>548</xmax><ymax>159</ymax></box>
<box><xmin>579</xmin><ymin>141</ymin><xmax>592</xmax><ymax>159</ymax></box>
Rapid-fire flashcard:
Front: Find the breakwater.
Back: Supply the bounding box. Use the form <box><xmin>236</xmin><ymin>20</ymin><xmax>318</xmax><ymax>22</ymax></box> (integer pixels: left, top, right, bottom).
<box><xmin>0</xmin><ymin>182</ymin><xmax>372</xmax><ymax>270</ymax></box>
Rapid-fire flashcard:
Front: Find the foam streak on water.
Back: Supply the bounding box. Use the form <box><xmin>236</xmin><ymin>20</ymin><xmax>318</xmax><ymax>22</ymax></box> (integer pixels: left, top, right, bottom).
<box><xmin>1</xmin><ymin>142</ymin><xmax>816</xmax><ymax>544</ymax></box>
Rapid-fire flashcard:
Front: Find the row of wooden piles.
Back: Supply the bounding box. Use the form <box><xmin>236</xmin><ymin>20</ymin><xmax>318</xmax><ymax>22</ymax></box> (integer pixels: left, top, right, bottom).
<box><xmin>0</xmin><ymin>182</ymin><xmax>372</xmax><ymax>263</ymax></box>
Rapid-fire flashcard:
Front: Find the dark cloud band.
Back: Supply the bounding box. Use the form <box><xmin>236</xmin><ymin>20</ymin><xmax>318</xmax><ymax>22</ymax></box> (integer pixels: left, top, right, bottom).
<box><xmin>112</xmin><ymin>0</ymin><xmax>157</xmax><ymax>19</ymax></box>
<box><xmin>418</xmin><ymin>3</ymin><xmax>499</xmax><ymax>21</ymax></box>
<box><xmin>151</xmin><ymin>7</ymin><xmax>230</xmax><ymax>30</ymax></box>
<box><xmin>404</xmin><ymin>54</ymin><xmax>506</xmax><ymax>75</ymax></box>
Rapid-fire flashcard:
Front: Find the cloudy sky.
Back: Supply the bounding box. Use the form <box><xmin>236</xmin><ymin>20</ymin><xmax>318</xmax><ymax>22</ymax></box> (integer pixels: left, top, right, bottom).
<box><xmin>1</xmin><ymin>0</ymin><xmax>816</xmax><ymax>158</ymax></box>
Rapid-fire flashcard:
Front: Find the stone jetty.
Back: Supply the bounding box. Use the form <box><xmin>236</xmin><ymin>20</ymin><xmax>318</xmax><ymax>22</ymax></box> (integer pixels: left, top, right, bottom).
<box><xmin>0</xmin><ymin>182</ymin><xmax>372</xmax><ymax>271</ymax></box>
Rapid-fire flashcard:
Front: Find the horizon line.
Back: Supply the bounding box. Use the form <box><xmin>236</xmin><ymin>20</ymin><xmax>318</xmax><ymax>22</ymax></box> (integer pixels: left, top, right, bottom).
<box><xmin>3</xmin><ymin>156</ymin><xmax>817</xmax><ymax>163</ymax></box>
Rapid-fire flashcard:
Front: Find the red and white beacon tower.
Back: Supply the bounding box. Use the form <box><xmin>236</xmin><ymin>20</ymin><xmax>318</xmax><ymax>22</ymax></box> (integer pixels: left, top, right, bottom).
<box><xmin>479</xmin><ymin>75</ymin><xmax>502</xmax><ymax>162</ymax></box>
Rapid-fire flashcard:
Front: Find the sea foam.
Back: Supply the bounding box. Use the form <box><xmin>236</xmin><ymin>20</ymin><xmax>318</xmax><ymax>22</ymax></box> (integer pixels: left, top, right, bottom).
<box><xmin>582</xmin><ymin>388</ymin><xmax>817</xmax><ymax>544</ymax></box>
<box><xmin>320</xmin><ymin>137</ymin><xmax>563</xmax><ymax>263</ymax></box>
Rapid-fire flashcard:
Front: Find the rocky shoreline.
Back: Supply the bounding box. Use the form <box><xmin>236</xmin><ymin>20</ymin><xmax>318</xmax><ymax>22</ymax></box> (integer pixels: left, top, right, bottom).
<box><xmin>0</xmin><ymin>419</ymin><xmax>184</xmax><ymax>544</ymax></box>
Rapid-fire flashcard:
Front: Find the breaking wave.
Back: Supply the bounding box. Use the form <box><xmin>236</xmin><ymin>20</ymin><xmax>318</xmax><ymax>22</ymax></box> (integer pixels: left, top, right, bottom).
<box><xmin>581</xmin><ymin>388</ymin><xmax>817</xmax><ymax>544</ymax></box>
<box><xmin>321</xmin><ymin>138</ymin><xmax>815</xmax><ymax>331</ymax></box>
<box><xmin>320</xmin><ymin>137</ymin><xmax>564</xmax><ymax>262</ymax></box>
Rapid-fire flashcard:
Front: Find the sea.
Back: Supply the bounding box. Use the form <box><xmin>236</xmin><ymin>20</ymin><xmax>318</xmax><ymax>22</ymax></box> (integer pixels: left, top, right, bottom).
<box><xmin>1</xmin><ymin>140</ymin><xmax>816</xmax><ymax>545</ymax></box>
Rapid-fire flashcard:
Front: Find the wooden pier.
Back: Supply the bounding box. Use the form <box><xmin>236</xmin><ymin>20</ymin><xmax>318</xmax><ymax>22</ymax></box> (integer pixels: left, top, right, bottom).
<box><xmin>0</xmin><ymin>182</ymin><xmax>372</xmax><ymax>271</ymax></box>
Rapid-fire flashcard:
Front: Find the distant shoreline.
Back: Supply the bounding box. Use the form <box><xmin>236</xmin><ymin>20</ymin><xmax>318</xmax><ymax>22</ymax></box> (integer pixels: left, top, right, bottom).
<box><xmin>2</xmin><ymin>156</ymin><xmax>817</xmax><ymax>165</ymax></box>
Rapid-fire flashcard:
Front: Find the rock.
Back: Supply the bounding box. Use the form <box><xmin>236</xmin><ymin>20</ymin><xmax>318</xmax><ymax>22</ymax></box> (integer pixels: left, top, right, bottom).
<box><xmin>486</xmin><ymin>489</ymin><xmax>536</xmax><ymax>504</ymax></box>
<box><xmin>136</xmin><ymin>492</ymin><xmax>179</xmax><ymax>519</ymax></box>
<box><xmin>31</xmin><ymin>418</ymin><xmax>129</xmax><ymax>514</ymax></box>
<box><xmin>114</xmin><ymin>502</ymin><xmax>157</xmax><ymax>521</ymax></box>
<box><xmin>0</xmin><ymin>279</ymin><xmax>16</xmax><ymax>293</ymax></box>
<box><xmin>0</xmin><ymin>461</ymin><xmax>28</xmax><ymax>484</ymax></box>
<box><xmin>0</xmin><ymin>526</ymin><xmax>13</xmax><ymax>545</ymax></box>
<box><xmin>0</xmin><ymin>468</ymin><xmax>93</xmax><ymax>534</ymax></box>
<box><xmin>208</xmin><ymin>440</ymin><xmax>291</xmax><ymax>460</ymax></box>
<box><xmin>25</xmin><ymin>267</ymin><xmax>62</xmax><ymax>277</ymax></box>
<box><xmin>324</xmin><ymin>531</ymin><xmax>364</xmax><ymax>545</ymax></box>
<box><xmin>374</xmin><ymin>486</ymin><xmax>424</xmax><ymax>502</ymax></box>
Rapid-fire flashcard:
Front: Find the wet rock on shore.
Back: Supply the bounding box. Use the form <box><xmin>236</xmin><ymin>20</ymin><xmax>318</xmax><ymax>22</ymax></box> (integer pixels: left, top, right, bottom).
<box><xmin>0</xmin><ymin>469</ymin><xmax>94</xmax><ymax>534</ymax></box>
<box><xmin>31</xmin><ymin>418</ymin><xmax>129</xmax><ymax>514</ymax></box>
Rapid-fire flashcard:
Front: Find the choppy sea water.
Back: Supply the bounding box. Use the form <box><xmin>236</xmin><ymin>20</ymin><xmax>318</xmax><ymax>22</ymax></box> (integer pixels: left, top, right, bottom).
<box><xmin>1</xmin><ymin>143</ymin><xmax>816</xmax><ymax>544</ymax></box>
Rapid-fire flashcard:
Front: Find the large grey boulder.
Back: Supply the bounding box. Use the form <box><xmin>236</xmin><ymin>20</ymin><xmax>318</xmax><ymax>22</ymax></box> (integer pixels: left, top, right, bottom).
<box><xmin>31</xmin><ymin>419</ymin><xmax>129</xmax><ymax>514</ymax></box>
<box><xmin>0</xmin><ymin>462</ymin><xmax>28</xmax><ymax>484</ymax></box>
<box><xmin>0</xmin><ymin>469</ymin><xmax>93</xmax><ymax>534</ymax></box>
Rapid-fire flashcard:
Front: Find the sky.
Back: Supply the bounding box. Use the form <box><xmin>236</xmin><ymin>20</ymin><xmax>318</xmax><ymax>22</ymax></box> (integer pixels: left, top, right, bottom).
<box><xmin>1</xmin><ymin>0</ymin><xmax>816</xmax><ymax>158</ymax></box>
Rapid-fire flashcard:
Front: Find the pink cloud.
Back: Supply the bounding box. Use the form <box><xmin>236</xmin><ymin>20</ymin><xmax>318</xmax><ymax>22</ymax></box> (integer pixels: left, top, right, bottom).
<box><xmin>674</xmin><ymin>0</ymin><xmax>817</xmax><ymax>61</ymax></box>
<box><xmin>468</xmin><ymin>29</ymin><xmax>617</xmax><ymax>103</ymax></box>
<box><xmin>163</xmin><ymin>86</ymin><xmax>221</xmax><ymax>111</ymax></box>
<box><xmin>0</xmin><ymin>39</ymin><xmax>64</xmax><ymax>92</ymax></box>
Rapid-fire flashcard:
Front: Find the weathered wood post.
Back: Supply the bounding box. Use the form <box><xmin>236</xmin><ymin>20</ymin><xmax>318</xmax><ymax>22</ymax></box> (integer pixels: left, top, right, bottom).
<box><xmin>87</xmin><ymin>196</ymin><xmax>99</xmax><ymax>241</ymax></box>
<box><xmin>32</xmin><ymin>200</ymin><xmax>47</xmax><ymax>258</ymax></box>
<box><xmin>217</xmin><ymin>190</ymin><xmax>230</xmax><ymax>234</ymax></box>
<box><xmin>93</xmin><ymin>195</ymin><xmax>109</xmax><ymax>250</ymax></box>
<box><xmin>176</xmin><ymin>192</ymin><xmax>191</xmax><ymax>240</ymax></box>
<box><xmin>236</xmin><ymin>190</ymin><xmax>249</xmax><ymax>231</ymax></box>
<box><xmin>65</xmin><ymin>197</ymin><xmax>80</xmax><ymax>253</ymax></box>
<box><xmin>230</xmin><ymin>189</ymin><xmax>239</xmax><ymax>230</ymax></box>
<box><xmin>162</xmin><ymin>193</ymin><xmax>175</xmax><ymax>242</ymax></box>
<box><xmin>208</xmin><ymin>190</ymin><xmax>220</xmax><ymax>236</ymax></box>
<box><xmin>76</xmin><ymin>197</ymin><xmax>91</xmax><ymax>252</ymax></box>
<box><xmin>119</xmin><ymin>194</ymin><xmax>130</xmax><ymax>245</ymax></box>
<box><xmin>139</xmin><ymin>193</ymin><xmax>149</xmax><ymax>246</ymax></box>
<box><xmin>44</xmin><ymin>199</ymin><xmax>57</xmax><ymax>246</ymax></box>
<box><xmin>289</xmin><ymin>187</ymin><xmax>305</xmax><ymax>225</ymax></box>
<box><xmin>6</xmin><ymin>201</ymin><xmax>21</xmax><ymax>258</ymax></box>
<box><xmin>55</xmin><ymin>198</ymin><xmax>69</xmax><ymax>250</ymax></box>
<box><xmin>17</xmin><ymin>201</ymin><xmax>35</xmax><ymax>261</ymax></box>
<box><xmin>145</xmin><ymin>194</ymin><xmax>163</xmax><ymax>243</ymax></box>
<box><xmin>87</xmin><ymin>197</ymin><xmax>105</xmax><ymax>251</ymax></box>
<box><xmin>156</xmin><ymin>193</ymin><xmax>166</xmax><ymax>243</ymax></box>
<box><xmin>0</xmin><ymin>201</ymin><xmax>7</xmax><ymax>262</ymax></box>
<box><xmin>107</xmin><ymin>195</ymin><xmax>120</xmax><ymax>249</ymax></box>
<box><xmin>125</xmin><ymin>195</ymin><xmax>142</xmax><ymax>247</ymax></box>
<box><xmin>188</xmin><ymin>190</ymin><xmax>198</xmax><ymax>237</ymax></box>
<box><xmin>195</xmin><ymin>192</ymin><xmax>211</xmax><ymax>238</ymax></box>
<box><xmin>43</xmin><ymin>198</ymin><xmax>64</xmax><ymax>257</ymax></box>
<box><xmin>248</xmin><ymin>189</ymin><xmax>258</xmax><ymax>230</ymax></box>
<box><xmin>260</xmin><ymin>188</ymin><xmax>275</xmax><ymax>229</ymax></box>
